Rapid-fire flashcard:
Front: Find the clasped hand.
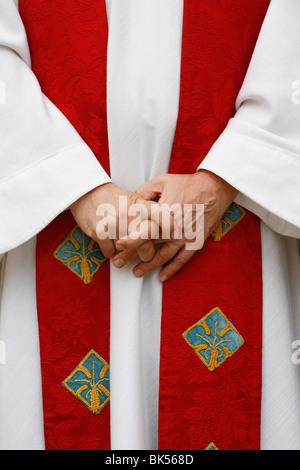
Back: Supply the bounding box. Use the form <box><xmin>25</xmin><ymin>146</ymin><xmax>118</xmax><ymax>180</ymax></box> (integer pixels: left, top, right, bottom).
<box><xmin>70</xmin><ymin>170</ymin><xmax>237</xmax><ymax>282</ymax></box>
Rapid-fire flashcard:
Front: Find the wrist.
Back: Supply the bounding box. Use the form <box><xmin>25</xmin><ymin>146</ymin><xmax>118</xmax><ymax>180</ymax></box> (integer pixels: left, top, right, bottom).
<box><xmin>194</xmin><ymin>169</ymin><xmax>238</xmax><ymax>200</ymax></box>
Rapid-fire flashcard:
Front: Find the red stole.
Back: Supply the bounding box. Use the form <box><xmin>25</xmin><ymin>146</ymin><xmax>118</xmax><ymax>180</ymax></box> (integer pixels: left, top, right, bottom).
<box><xmin>19</xmin><ymin>0</ymin><xmax>269</xmax><ymax>450</ymax></box>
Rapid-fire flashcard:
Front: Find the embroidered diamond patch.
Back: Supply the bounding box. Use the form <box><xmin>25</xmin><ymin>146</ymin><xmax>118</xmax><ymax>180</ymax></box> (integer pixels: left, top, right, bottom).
<box><xmin>211</xmin><ymin>203</ymin><xmax>246</xmax><ymax>241</ymax></box>
<box><xmin>54</xmin><ymin>225</ymin><xmax>107</xmax><ymax>284</ymax></box>
<box><xmin>205</xmin><ymin>442</ymin><xmax>219</xmax><ymax>450</ymax></box>
<box><xmin>62</xmin><ymin>349</ymin><xmax>110</xmax><ymax>414</ymax></box>
<box><xmin>183</xmin><ymin>307</ymin><xmax>244</xmax><ymax>372</ymax></box>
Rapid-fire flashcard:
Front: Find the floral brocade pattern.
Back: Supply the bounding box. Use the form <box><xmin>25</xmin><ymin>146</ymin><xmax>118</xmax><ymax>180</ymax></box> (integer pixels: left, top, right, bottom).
<box><xmin>160</xmin><ymin>0</ymin><xmax>268</xmax><ymax>450</ymax></box>
<box><xmin>19</xmin><ymin>0</ymin><xmax>112</xmax><ymax>450</ymax></box>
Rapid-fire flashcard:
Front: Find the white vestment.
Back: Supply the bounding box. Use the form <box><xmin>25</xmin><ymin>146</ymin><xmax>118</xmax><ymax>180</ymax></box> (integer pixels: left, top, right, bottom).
<box><xmin>1</xmin><ymin>0</ymin><xmax>300</xmax><ymax>450</ymax></box>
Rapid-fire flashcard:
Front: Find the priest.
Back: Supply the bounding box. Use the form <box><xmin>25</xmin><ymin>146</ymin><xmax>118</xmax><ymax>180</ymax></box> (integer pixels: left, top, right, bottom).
<box><xmin>1</xmin><ymin>0</ymin><xmax>300</xmax><ymax>451</ymax></box>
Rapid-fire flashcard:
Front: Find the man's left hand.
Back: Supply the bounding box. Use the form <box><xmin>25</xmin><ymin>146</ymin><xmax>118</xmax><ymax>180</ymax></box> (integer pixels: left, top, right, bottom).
<box><xmin>115</xmin><ymin>170</ymin><xmax>238</xmax><ymax>282</ymax></box>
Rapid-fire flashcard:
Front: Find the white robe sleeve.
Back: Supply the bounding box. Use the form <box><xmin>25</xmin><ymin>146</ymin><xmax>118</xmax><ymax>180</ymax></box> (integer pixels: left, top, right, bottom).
<box><xmin>198</xmin><ymin>0</ymin><xmax>300</xmax><ymax>238</ymax></box>
<box><xmin>0</xmin><ymin>1</ymin><xmax>111</xmax><ymax>255</ymax></box>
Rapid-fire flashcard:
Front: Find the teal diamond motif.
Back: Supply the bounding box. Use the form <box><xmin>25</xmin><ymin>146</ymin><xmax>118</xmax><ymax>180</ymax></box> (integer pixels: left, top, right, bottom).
<box><xmin>211</xmin><ymin>202</ymin><xmax>245</xmax><ymax>241</ymax></box>
<box><xmin>183</xmin><ymin>307</ymin><xmax>244</xmax><ymax>372</ymax></box>
<box><xmin>62</xmin><ymin>349</ymin><xmax>110</xmax><ymax>414</ymax></box>
<box><xmin>54</xmin><ymin>225</ymin><xmax>107</xmax><ymax>284</ymax></box>
<box><xmin>205</xmin><ymin>442</ymin><xmax>219</xmax><ymax>450</ymax></box>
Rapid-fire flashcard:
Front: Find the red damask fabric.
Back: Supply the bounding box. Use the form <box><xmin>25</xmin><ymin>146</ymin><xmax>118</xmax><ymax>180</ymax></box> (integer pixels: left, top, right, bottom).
<box><xmin>19</xmin><ymin>0</ymin><xmax>269</xmax><ymax>450</ymax></box>
<box><xmin>19</xmin><ymin>0</ymin><xmax>111</xmax><ymax>450</ymax></box>
<box><xmin>159</xmin><ymin>0</ymin><xmax>269</xmax><ymax>450</ymax></box>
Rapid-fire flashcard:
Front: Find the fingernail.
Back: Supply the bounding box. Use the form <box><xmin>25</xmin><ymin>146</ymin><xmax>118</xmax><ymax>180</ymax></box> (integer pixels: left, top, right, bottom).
<box><xmin>133</xmin><ymin>269</ymin><xmax>144</xmax><ymax>278</ymax></box>
<box><xmin>113</xmin><ymin>259</ymin><xmax>125</xmax><ymax>269</ymax></box>
<box><xmin>159</xmin><ymin>274</ymin><xmax>167</xmax><ymax>283</ymax></box>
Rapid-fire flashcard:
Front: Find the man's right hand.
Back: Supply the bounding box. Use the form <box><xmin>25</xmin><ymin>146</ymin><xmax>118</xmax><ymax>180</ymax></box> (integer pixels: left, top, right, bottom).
<box><xmin>69</xmin><ymin>182</ymin><xmax>160</xmax><ymax>262</ymax></box>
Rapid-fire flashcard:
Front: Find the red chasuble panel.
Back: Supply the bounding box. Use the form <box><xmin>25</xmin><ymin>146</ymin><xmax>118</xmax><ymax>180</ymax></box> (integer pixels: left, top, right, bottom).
<box><xmin>19</xmin><ymin>0</ymin><xmax>111</xmax><ymax>450</ymax></box>
<box><xmin>159</xmin><ymin>1</ymin><xmax>269</xmax><ymax>450</ymax></box>
<box><xmin>19</xmin><ymin>0</ymin><xmax>269</xmax><ymax>450</ymax></box>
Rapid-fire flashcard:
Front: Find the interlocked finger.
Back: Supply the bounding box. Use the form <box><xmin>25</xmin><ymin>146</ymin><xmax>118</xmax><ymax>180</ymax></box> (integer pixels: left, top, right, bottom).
<box><xmin>132</xmin><ymin>240</ymin><xmax>183</xmax><ymax>279</ymax></box>
<box><xmin>99</xmin><ymin>238</ymin><xmax>117</xmax><ymax>259</ymax></box>
<box><xmin>157</xmin><ymin>247</ymin><xmax>196</xmax><ymax>282</ymax></box>
<box><xmin>116</xmin><ymin>219</ymin><xmax>160</xmax><ymax>252</ymax></box>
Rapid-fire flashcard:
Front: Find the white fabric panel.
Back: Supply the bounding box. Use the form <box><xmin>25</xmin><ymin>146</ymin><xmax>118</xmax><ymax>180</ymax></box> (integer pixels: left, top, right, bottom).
<box><xmin>105</xmin><ymin>0</ymin><xmax>183</xmax><ymax>450</ymax></box>
<box><xmin>0</xmin><ymin>238</ymin><xmax>44</xmax><ymax>450</ymax></box>
<box><xmin>260</xmin><ymin>223</ymin><xmax>300</xmax><ymax>449</ymax></box>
